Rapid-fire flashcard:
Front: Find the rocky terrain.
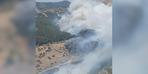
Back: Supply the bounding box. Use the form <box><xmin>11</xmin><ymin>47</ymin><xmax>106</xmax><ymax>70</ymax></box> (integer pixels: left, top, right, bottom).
<box><xmin>36</xmin><ymin>41</ymin><xmax>112</xmax><ymax>74</ymax></box>
<box><xmin>36</xmin><ymin>42</ymin><xmax>70</xmax><ymax>72</ymax></box>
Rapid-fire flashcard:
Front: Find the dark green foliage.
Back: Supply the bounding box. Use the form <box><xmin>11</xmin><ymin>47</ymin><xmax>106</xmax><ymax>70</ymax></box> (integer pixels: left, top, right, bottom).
<box><xmin>36</xmin><ymin>15</ymin><xmax>72</xmax><ymax>45</ymax></box>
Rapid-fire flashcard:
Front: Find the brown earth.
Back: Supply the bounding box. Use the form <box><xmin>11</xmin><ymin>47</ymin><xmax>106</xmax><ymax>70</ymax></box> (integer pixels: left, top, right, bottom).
<box><xmin>36</xmin><ymin>42</ymin><xmax>70</xmax><ymax>72</ymax></box>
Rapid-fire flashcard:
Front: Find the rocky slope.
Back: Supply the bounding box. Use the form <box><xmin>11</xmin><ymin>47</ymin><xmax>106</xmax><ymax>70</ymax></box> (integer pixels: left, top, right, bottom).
<box><xmin>36</xmin><ymin>42</ymin><xmax>70</xmax><ymax>72</ymax></box>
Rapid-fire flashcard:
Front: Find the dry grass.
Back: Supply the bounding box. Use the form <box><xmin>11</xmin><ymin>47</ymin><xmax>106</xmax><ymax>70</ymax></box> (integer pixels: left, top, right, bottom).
<box><xmin>36</xmin><ymin>42</ymin><xmax>70</xmax><ymax>72</ymax></box>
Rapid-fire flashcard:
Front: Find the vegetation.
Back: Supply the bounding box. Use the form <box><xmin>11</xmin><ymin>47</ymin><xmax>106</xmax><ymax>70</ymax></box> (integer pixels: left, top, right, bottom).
<box><xmin>36</xmin><ymin>14</ymin><xmax>72</xmax><ymax>45</ymax></box>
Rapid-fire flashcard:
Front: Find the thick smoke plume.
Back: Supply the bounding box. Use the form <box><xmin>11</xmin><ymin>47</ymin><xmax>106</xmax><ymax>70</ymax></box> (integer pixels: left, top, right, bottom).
<box><xmin>52</xmin><ymin>0</ymin><xmax>112</xmax><ymax>74</ymax></box>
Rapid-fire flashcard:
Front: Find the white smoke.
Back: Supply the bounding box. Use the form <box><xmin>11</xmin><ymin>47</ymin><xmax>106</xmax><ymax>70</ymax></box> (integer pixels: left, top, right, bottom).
<box><xmin>54</xmin><ymin>0</ymin><xmax>112</xmax><ymax>74</ymax></box>
<box><xmin>54</xmin><ymin>48</ymin><xmax>111</xmax><ymax>74</ymax></box>
<box><xmin>58</xmin><ymin>0</ymin><xmax>112</xmax><ymax>42</ymax></box>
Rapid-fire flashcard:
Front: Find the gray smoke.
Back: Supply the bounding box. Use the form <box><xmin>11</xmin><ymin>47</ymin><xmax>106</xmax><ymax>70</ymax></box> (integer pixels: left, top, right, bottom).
<box><xmin>52</xmin><ymin>0</ymin><xmax>112</xmax><ymax>74</ymax></box>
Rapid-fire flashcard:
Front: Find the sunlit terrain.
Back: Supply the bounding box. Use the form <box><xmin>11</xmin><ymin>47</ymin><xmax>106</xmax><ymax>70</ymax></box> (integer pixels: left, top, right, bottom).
<box><xmin>36</xmin><ymin>0</ymin><xmax>112</xmax><ymax>74</ymax></box>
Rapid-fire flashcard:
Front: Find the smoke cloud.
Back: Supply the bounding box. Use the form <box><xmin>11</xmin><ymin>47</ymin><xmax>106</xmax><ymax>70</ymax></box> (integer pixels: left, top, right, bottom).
<box><xmin>52</xmin><ymin>0</ymin><xmax>112</xmax><ymax>74</ymax></box>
